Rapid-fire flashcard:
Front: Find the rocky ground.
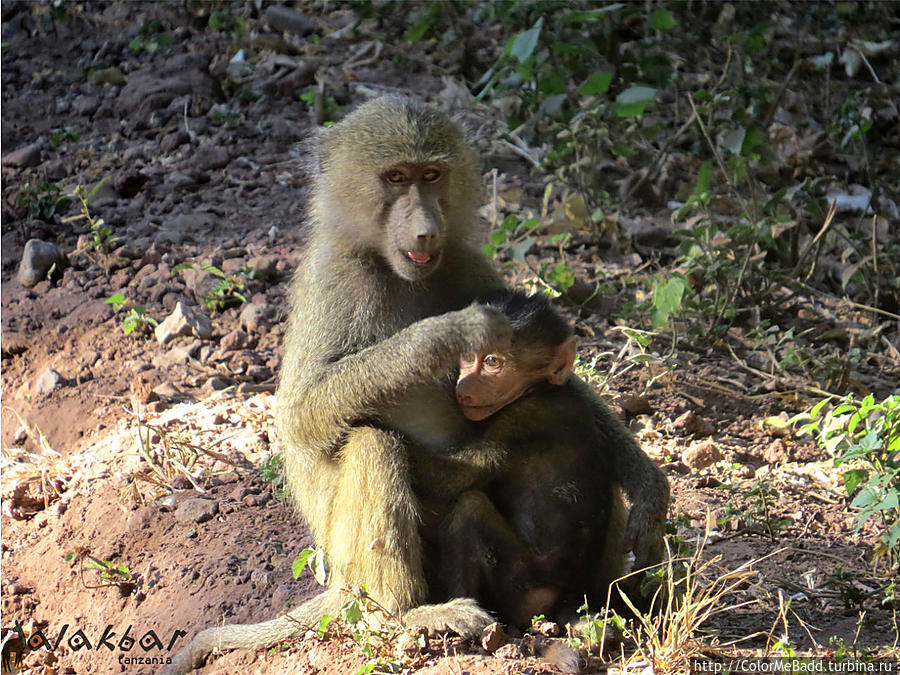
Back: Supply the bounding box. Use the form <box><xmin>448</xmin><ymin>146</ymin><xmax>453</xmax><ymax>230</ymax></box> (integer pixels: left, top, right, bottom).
<box><xmin>2</xmin><ymin>3</ymin><xmax>897</xmax><ymax>675</ymax></box>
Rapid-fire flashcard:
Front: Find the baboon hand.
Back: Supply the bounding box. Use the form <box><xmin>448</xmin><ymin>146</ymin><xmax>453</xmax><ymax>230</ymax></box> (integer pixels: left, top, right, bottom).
<box><xmin>454</xmin><ymin>303</ymin><xmax>512</xmax><ymax>356</ymax></box>
<box><xmin>624</xmin><ymin>504</ymin><xmax>666</xmax><ymax>572</ymax></box>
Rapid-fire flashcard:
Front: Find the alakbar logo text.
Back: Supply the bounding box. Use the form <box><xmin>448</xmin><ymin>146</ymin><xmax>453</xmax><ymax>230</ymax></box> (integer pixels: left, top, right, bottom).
<box><xmin>2</xmin><ymin>621</ymin><xmax>188</xmax><ymax>671</ymax></box>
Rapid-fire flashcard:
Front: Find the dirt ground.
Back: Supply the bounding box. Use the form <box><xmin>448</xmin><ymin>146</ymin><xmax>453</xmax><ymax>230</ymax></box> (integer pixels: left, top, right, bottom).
<box><xmin>1</xmin><ymin>4</ymin><xmax>897</xmax><ymax>675</ymax></box>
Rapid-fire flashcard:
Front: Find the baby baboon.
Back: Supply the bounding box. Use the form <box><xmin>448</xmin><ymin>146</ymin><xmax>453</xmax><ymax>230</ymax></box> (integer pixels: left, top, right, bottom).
<box><xmin>164</xmin><ymin>97</ymin><xmax>667</xmax><ymax>674</ymax></box>
<box><xmin>437</xmin><ymin>290</ymin><xmax>625</xmax><ymax>628</ymax></box>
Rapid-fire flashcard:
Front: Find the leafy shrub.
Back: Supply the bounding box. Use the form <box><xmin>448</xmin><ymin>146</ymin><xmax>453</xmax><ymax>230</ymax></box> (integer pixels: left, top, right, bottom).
<box><xmin>792</xmin><ymin>394</ymin><xmax>900</xmax><ymax>563</ymax></box>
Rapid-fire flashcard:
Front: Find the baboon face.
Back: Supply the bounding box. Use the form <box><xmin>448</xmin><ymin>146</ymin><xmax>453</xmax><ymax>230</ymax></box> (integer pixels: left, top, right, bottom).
<box><xmin>456</xmin><ymin>352</ymin><xmax>532</xmax><ymax>421</ymax></box>
<box><xmin>317</xmin><ymin>96</ymin><xmax>480</xmax><ymax>284</ymax></box>
<box><xmin>456</xmin><ymin>336</ymin><xmax>576</xmax><ymax>421</ymax></box>
<box><xmin>379</xmin><ymin>161</ymin><xmax>450</xmax><ymax>282</ymax></box>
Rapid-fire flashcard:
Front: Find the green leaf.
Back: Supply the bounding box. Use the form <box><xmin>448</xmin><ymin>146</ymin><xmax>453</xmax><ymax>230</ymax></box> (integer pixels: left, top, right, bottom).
<box><xmin>510</xmin><ymin>19</ymin><xmax>542</xmax><ymax>63</ymax></box>
<box><xmin>578</xmin><ymin>72</ymin><xmax>613</xmax><ymax>96</ymax></box>
<box><xmin>722</xmin><ymin>127</ymin><xmax>746</xmax><ymax>156</ymax></box>
<box><xmin>651</xmin><ymin>276</ymin><xmax>688</xmax><ymax>328</ymax></box>
<box><xmin>292</xmin><ymin>549</ymin><xmax>313</xmax><ymax>579</ymax></box>
<box><xmin>842</xmin><ymin>469</ymin><xmax>869</xmax><ymax>495</ymax></box>
<box><xmin>615</xmin><ymin>86</ymin><xmax>656</xmax><ymax>117</ymax></box>
<box><xmin>695</xmin><ymin>160</ymin><xmax>713</xmax><ymax>195</ymax></box>
<box><xmin>402</xmin><ymin>16</ymin><xmax>432</xmax><ymax>42</ymax></box>
<box><xmin>650</xmin><ymin>8</ymin><xmax>677</xmax><ymax>31</ymax></box>
<box><xmin>509</xmin><ymin>237</ymin><xmax>535</xmax><ymax>263</ymax></box>
<box><xmin>310</xmin><ymin>548</ymin><xmax>328</xmax><ymax>585</ymax></box>
<box><xmin>317</xmin><ymin>614</ymin><xmax>332</xmax><ymax>639</ymax></box>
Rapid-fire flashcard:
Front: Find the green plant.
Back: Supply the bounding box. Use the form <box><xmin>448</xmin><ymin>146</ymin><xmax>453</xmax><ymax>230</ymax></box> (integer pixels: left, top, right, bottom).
<box><xmin>207</xmin><ymin>9</ymin><xmax>246</xmax><ymax>41</ymax></box>
<box><xmin>49</xmin><ymin>126</ymin><xmax>79</xmax><ymax>148</ymax></box>
<box><xmin>105</xmin><ymin>293</ymin><xmax>159</xmax><ymax>336</ymax></box>
<box><xmin>292</xmin><ymin>546</ymin><xmax>328</xmax><ymax>586</ymax></box>
<box><xmin>129</xmin><ymin>20</ymin><xmax>172</xmax><ymax>53</ymax></box>
<box><xmin>65</xmin><ymin>549</ymin><xmax>134</xmax><ymax>595</ymax></box>
<box><xmin>300</xmin><ymin>88</ymin><xmax>340</xmax><ymax>124</ymax></box>
<box><xmin>717</xmin><ymin>478</ymin><xmax>790</xmax><ymax>541</ymax></box>
<box><xmin>792</xmin><ymin>394</ymin><xmax>900</xmax><ymax>564</ymax></box>
<box><xmin>260</xmin><ymin>452</ymin><xmax>288</xmax><ymax>499</ymax></box>
<box><xmin>208</xmin><ymin>109</ymin><xmax>244</xmax><ymax>128</ymax></box>
<box><xmin>175</xmin><ymin>263</ymin><xmax>257</xmax><ymax>313</ymax></box>
<box><xmin>63</xmin><ymin>181</ymin><xmax>116</xmax><ymax>255</ymax></box>
<box><xmin>16</xmin><ymin>181</ymin><xmax>70</xmax><ymax>221</ymax></box>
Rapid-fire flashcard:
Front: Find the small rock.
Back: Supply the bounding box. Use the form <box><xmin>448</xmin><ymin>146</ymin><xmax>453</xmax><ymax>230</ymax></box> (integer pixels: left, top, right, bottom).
<box><xmin>682</xmin><ymin>441</ymin><xmax>723</xmax><ymax>470</ymax></box>
<box><xmin>672</xmin><ymin>411</ymin><xmax>716</xmax><ymax>437</ymax></box>
<box><xmin>493</xmin><ymin>643</ymin><xmax>524</xmax><ymax>659</ymax></box>
<box><xmin>621</xmin><ymin>396</ymin><xmax>652</xmax><ymax>418</ymax></box>
<box><xmin>396</xmin><ymin>628</ymin><xmax>427</xmax><ymax>660</ymax></box>
<box><xmin>193</xmin><ymin>144</ymin><xmax>231</xmax><ymax>171</ymax></box>
<box><xmin>152</xmin><ymin>382</ymin><xmax>192</xmax><ymax>403</ymax></box>
<box><xmin>221</xmin><ymin>329</ymin><xmax>250</xmax><ymax>351</ymax></box>
<box><xmin>207</xmin><ymin>375</ymin><xmax>234</xmax><ymax>391</ymax></box>
<box><xmin>763</xmin><ymin>439</ymin><xmax>792</xmax><ymax>465</ymax></box>
<box><xmin>481</xmin><ymin>623</ymin><xmax>507</xmax><ymax>653</ymax></box>
<box><xmin>265</xmin><ymin>5</ymin><xmax>315</xmax><ymax>36</ymax></box>
<box><xmin>247</xmin><ymin>254</ymin><xmax>279</xmax><ymax>278</ymax></box>
<box><xmin>90</xmin><ymin>66</ymin><xmax>126</xmax><ymax>86</ymax></box>
<box><xmin>155</xmin><ymin>301</ymin><xmax>213</xmax><ymax>345</ymax></box>
<box><xmin>250</xmin><ymin>568</ymin><xmax>270</xmax><ymax>588</ymax></box>
<box><xmin>3</xmin><ymin>143</ymin><xmax>42</xmax><ymax>168</ymax></box>
<box><xmin>34</xmin><ymin>368</ymin><xmax>65</xmax><ymax>396</ymax></box>
<box><xmin>531</xmin><ymin>619</ymin><xmax>560</xmax><ymax>637</ymax></box>
<box><xmin>240</xmin><ymin>301</ymin><xmax>273</xmax><ymax>332</ymax></box>
<box><xmin>174</xmin><ymin>498</ymin><xmax>219</xmax><ymax>525</ymax></box>
<box><xmin>72</xmin><ymin>94</ymin><xmax>100</xmax><ymax>117</ymax></box>
<box><xmin>160</xmin><ymin>130</ymin><xmax>191</xmax><ymax>153</ymax></box>
<box><xmin>18</xmin><ymin>239</ymin><xmax>64</xmax><ymax>287</ymax></box>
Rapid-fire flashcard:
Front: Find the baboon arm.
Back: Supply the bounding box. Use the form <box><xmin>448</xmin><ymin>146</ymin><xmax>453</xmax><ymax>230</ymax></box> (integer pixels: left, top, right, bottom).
<box><xmin>566</xmin><ymin>376</ymin><xmax>670</xmax><ymax>565</ymax></box>
<box><xmin>284</xmin><ymin>305</ymin><xmax>507</xmax><ymax>447</ymax></box>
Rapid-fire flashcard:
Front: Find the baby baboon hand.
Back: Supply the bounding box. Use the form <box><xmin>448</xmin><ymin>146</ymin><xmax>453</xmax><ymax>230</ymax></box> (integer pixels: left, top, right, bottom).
<box><xmin>455</xmin><ymin>303</ymin><xmax>512</xmax><ymax>356</ymax></box>
<box><xmin>624</xmin><ymin>504</ymin><xmax>666</xmax><ymax>572</ymax></box>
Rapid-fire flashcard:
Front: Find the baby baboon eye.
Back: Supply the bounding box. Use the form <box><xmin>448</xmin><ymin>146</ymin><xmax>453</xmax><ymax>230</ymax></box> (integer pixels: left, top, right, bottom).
<box><xmin>422</xmin><ymin>167</ymin><xmax>441</xmax><ymax>182</ymax></box>
<box><xmin>384</xmin><ymin>169</ymin><xmax>408</xmax><ymax>184</ymax></box>
<box><xmin>483</xmin><ymin>355</ymin><xmax>503</xmax><ymax>371</ymax></box>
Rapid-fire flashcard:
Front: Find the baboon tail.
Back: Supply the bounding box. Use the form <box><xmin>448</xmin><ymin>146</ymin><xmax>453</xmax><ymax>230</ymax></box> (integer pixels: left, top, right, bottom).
<box><xmin>160</xmin><ymin>590</ymin><xmax>339</xmax><ymax>675</ymax></box>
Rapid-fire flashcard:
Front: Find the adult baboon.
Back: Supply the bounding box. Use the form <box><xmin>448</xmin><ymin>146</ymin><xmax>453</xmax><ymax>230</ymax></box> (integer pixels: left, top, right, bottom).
<box><xmin>163</xmin><ymin>97</ymin><xmax>667</xmax><ymax>674</ymax></box>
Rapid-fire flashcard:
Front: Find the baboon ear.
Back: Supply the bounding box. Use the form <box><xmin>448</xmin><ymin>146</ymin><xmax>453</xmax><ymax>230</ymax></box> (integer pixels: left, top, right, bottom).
<box><xmin>548</xmin><ymin>336</ymin><xmax>577</xmax><ymax>385</ymax></box>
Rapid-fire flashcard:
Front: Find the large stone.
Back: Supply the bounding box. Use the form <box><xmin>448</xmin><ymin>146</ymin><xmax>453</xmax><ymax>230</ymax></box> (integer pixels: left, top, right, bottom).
<box><xmin>34</xmin><ymin>368</ymin><xmax>65</xmax><ymax>396</ymax></box>
<box><xmin>265</xmin><ymin>5</ymin><xmax>314</xmax><ymax>36</ymax></box>
<box><xmin>682</xmin><ymin>441</ymin><xmax>723</xmax><ymax>471</ymax></box>
<box><xmin>18</xmin><ymin>239</ymin><xmax>64</xmax><ymax>288</ymax></box>
<box><xmin>3</xmin><ymin>143</ymin><xmax>42</xmax><ymax>168</ymax></box>
<box><xmin>174</xmin><ymin>498</ymin><xmax>219</xmax><ymax>525</ymax></box>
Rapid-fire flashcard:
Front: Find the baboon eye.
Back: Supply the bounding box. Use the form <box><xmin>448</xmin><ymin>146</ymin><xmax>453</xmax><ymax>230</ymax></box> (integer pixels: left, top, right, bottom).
<box><xmin>484</xmin><ymin>355</ymin><xmax>503</xmax><ymax>371</ymax></box>
<box><xmin>422</xmin><ymin>168</ymin><xmax>441</xmax><ymax>182</ymax></box>
<box><xmin>384</xmin><ymin>169</ymin><xmax>408</xmax><ymax>184</ymax></box>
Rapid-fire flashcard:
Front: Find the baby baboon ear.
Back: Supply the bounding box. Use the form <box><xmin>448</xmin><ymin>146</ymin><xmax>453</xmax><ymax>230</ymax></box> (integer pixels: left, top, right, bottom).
<box><xmin>547</xmin><ymin>336</ymin><xmax>577</xmax><ymax>385</ymax></box>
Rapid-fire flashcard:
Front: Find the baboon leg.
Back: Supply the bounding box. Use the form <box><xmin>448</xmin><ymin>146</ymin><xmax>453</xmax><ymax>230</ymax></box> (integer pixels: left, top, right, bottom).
<box><xmin>325</xmin><ymin>426</ymin><xmax>427</xmax><ymax>612</ymax></box>
<box><xmin>442</xmin><ymin>490</ymin><xmax>554</xmax><ymax>628</ymax></box>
